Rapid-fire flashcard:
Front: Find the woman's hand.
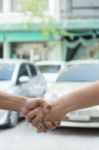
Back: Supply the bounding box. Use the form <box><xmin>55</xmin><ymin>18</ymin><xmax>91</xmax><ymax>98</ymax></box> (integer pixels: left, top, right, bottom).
<box><xmin>25</xmin><ymin>98</ymin><xmax>67</xmax><ymax>132</ymax></box>
<box><xmin>21</xmin><ymin>98</ymin><xmax>60</xmax><ymax>132</ymax></box>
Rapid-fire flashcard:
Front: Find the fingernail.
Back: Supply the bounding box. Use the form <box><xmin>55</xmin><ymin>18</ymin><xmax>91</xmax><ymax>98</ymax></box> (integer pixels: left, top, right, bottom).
<box><xmin>44</xmin><ymin>121</ymin><xmax>48</xmax><ymax>126</ymax></box>
<box><xmin>37</xmin><ymin>124</ymin><xmax>41</xmax><ymax>129</ymax></box>
<box><xmin>55</xmin><ymin>121</ymin><xmax>60</xmax><ymax>126</ymax></box>
<box><xmin>37</xmin><ymin>129</ymin><xmax>42</xmax><ymax>133</ymax></box>
<box><xmin>44</xmin><ymin>109</ymin><xmax>50</xmax><ymax>114</ymax></box>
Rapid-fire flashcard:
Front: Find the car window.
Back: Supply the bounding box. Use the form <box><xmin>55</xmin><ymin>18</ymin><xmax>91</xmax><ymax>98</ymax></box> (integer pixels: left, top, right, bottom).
<box><xmin>18</xmin><ymin>64</ymin><xmax>29</xmax><ymax>78</ymax></box>
<box><xmin>37</xmin><ymin>65</ymin><xmax>61</xmax><ymax>73</ymax></box>
<box><xmin>57</xmin><ymin>64</ymin><xmax>99</xmax><ymax>82</ymax></box>
<box><xmin>28</xmin><ymin>64</ymin><xmax>37</xmax><ymax>77</ymax></box>
<box><xmin>0</xmin><ymin>63</ymin><xmax>15</xmax><ymax>81</ymax></box>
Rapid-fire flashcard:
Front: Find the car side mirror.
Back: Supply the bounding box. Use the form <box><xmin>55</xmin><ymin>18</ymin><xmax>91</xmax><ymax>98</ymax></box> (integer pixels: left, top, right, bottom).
<box><xmin>18</xmin><ymin>76</ymin><xmax>30</xmax><ymax>84</ymax></box>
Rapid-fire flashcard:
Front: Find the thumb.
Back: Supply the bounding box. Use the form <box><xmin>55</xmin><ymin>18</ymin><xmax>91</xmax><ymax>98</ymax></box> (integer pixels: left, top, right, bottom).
<box><xmin>25</xmin><ymin>99</ymin><xmax>51</xmax><ymax>114</ymax></box>
<box><xmin>20</xmin><ymin>107</ymin><xmax>30</xmax><ymax>117</ymax></box>
<box><xmin>42</xmin><ymin>101</ymin><xmax>51</xmax><ymax>114</ymax></box>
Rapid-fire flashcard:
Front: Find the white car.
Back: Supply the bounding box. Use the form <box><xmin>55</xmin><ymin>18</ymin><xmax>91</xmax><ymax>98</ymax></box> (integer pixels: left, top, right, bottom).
<box><xmin>35</xmin><ymin>61</ymin><xmax>66</xmax><ymax>87</ymax></box>
<box><xmin>44</xmin><ymin>60</ymin><xmax>99</xmax><ymax>128</ymax></box>
<box><xmin>0</xmin><ymin>59</ymin><xmax>47</xmax><ymax>128</ymax></box>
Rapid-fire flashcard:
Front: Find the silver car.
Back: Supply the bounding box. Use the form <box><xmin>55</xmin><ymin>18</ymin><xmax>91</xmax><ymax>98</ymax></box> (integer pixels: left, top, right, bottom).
<box><xmin>0</xmin><ymin>59</ymin><xmax>47</xmax><ymax>128</ymax></box>
<box><xmin>35</xmin><ymin>61</ymin><xmax>66</xmax><ymax>87</ymax></box>
<box><xmin>44</xmin><ymin>60</ymin><xmax>99</xmax><ymax>128</ymax></box>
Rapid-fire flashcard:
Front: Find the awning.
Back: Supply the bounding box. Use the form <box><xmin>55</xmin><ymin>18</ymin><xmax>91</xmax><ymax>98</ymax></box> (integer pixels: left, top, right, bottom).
<box><xmin>0</xmin><ymin>19</ymin><xmax>99</xmax><ymax>31</ymax></box>
<box><xmin>64</xmin><ymin>37</ymin><xmax>99</xmax><ymax>49</ymax></box>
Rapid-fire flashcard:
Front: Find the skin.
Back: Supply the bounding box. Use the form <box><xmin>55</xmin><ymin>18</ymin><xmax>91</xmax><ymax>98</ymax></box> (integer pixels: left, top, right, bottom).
<box><xmin>0</xmin><ymin>91</ymin><xmax>27</xmax><ymax>112</ymax></box>
<box><xmin>23</xmin><ymin>100</ymin><xmax>60</xmax><ymax>132</ymax></box>
<box><xmin>0</xmin><ymin>91</ymin><xmax>56</xmax><ymax>129</ymax></box>
<box><xmin>25</xmin><ymin>81</ymin><xmax>99</xmax><ymax>132</ymax></box>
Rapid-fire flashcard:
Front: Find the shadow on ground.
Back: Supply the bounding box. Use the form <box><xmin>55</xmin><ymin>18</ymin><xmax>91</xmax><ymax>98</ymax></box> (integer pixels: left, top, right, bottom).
<box><xmin>52</xmin><ymin>127</ymin><xmax>99</xmax><ymax>137</ymax></box>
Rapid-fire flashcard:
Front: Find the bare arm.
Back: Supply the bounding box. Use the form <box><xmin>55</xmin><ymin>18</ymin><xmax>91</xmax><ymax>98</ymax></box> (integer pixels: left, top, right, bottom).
<box><xmin>57</xmin><ymin>81</ymin><xmax>99</xmax><ymax>114</ymax></box>
<box><xmin>0</xmin><ymin>91</ymin><xmax>51</xmax><ymax>121</ymax></box>
<box><xmin>0</xmin><ymin>91</ymin><xmax>27</xmax><ymax>112</ymax></box>
<box><xmin>25</xmin><ymin>81</ymin><xmax>99</xmax><ymax>132</ymax></box>
<box><xmin>44</xmin><ymin>81</ymin><xmax>99</xmax><ymax>122</ymax></box>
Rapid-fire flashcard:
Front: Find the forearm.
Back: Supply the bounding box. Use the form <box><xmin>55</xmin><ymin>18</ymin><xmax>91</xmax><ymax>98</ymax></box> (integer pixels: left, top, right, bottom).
<box><xmin>56</xmin><ymin>81</ymin><xmax>99</xmax><ymax>115</ymax></box>
<box><xmin>0</xmin><ymin>91</ymin><xmax>27</xmax><ymax>112</ymax></box>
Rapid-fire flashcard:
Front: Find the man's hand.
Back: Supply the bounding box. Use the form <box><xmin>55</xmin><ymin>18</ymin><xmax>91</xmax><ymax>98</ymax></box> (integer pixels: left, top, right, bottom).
<box><xmin>25</xmin><ymin>99</ymin><xmax>67</xmax><ymax>132</ymax></box>
<box><xmin>21</xmin><ymin>98</ymin><xmax>59</xmax><ymax>132</ymax></box>
<box><xmin>21</xmin><ymin>98</ymin><xmax>51</xmax><ymax>116</ymax></box>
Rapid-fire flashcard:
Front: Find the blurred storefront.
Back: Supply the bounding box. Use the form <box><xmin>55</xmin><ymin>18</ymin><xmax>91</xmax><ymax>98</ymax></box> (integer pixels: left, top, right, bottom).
<box><xmin>61</xmin><ymin>24</ymin><xmax>99</xmax><ymax>61</ymax></box>
<box><xmin>0</xmin><ymin>24</ymin><xmax>62</xmax><ymax>61</ymax></box>
<box><xmin>0</xmin><ymin>44</ymin><xmax>3</xmax><ymax>58</ymax></box>
<box><xmin>11</xmin><ymin>42</ymin><xmax>49</xmax><ymax>61</ymax></box>
<box><xmin>1</xmin><ymin>0</ymin><xmax>99</xmax><ymax>61</ymax></box>
<box><xmin>0</xmin><ymin>0</ymin><xmax>62</xmax><ymax>61</ymax></box>
<box><xmin>60</xmin><ymin>0</ymin><xmax>99</xmax><ymax>61</ymax></box>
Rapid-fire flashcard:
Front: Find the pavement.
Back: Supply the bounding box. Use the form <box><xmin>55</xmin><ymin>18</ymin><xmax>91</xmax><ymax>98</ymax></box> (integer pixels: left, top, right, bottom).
<box><xmin>0</xmin><ymin>121</ymin><xmax>99</xmax><ymax>150</ymax></box>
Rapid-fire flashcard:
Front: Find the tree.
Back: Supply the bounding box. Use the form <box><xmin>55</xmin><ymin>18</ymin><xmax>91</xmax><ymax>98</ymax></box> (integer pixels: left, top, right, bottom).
<box><xmin>17</xmin><ymin>0</ymin><xmax>48</xmax><ymax>21</ymax></box>
<box><xmin>17</xmin><ymin>0</ymin><xmax>56</xmax><ymax>35</ymax></box>
<box><xmin>17</xmin><ymin>0</ymin><xmax>65</xmax><ymax>51</ymax></box>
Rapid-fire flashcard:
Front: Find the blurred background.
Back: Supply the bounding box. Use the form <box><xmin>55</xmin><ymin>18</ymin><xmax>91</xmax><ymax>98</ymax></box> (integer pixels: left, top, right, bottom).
<box><xmin>1</xmin><ymin>0</ymin><xmax>99</xmax><ymax>61</ymax></box>
<box><xmin>0</xmin><ymin>0</ymin><xmax>99</xmax><ymax>150</ymax></box>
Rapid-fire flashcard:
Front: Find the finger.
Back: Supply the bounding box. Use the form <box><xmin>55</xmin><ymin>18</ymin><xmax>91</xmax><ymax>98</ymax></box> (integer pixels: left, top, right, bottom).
<box><xmin>26</xmin><ymin>107</ymin><xmax>43</xmax><ymax>123</ymax></box>
<box><xmin>53</xmin><ymin>121</ymin><xmax>61</xmax><ymax>129</ymax></box>
<box><xmin>36</xmin><ymin>122</ymin><xmax>47</xmax><ymax>133</ymax></box>
<box><xmin>43</xmin><ymin>103</ymin><xmax>51</xmax><ymax>115</ymax></box>
<box><xmin>25</xmin><ymin>99</ymin><xmax>41</xmax><ymax>110</ymax></box>
<box><xmin>37</xmin><ymin>121</ymin><xmax>54</xmax><ymax>132</ymax></box>
<box><xmin>54</xmin><ymin>121</ymin><xmax>61</xmax><ymax>126</ymax></box>
<box><xmin>43</xmin><ymin>121</ymin><xmax>54</xmax><ymax>130</ymax></box>
<box><xmin>30</xmin><ymin>114</ymin><xmax>43</xmax><ymax>127</ymax></box>
<box><xmin>26</xmin><ymin>99</ymin><xmax>51</xmax><ymax>114</ymax></box>
<box><xmin>26</xmin><ymin>108</ymin><xmax>38</xmax><ymax>122</ymax></box>
<box><xmin>37</xmin><ymin>128</ymin><xmax>46</xmax><ymax>133</ymax></box>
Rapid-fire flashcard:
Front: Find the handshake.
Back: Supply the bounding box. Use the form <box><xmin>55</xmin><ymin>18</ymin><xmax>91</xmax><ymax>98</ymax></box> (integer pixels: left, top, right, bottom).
<box><xmin>20</xmin><ymin>98</ymin><xmax>65</xmax><ymax>133</ymax></box>
<box><xmin>1</xmin><ymin>80</ymin><xmax>98</xmax><ymax>132</ymax></box>
<box><xmin>1</xmin><ymin>80</ymin><xmax>97</xmax><ymax>132</ymax></box>
<box><xmin>0</xmin><ymin>91</ymin><xmax>67</xmax><ymax>132</ymax></box>
<box><xmin>1</xmin><ymin>80</ymin><xmax>99</xmax><ymax>132</ymax></box>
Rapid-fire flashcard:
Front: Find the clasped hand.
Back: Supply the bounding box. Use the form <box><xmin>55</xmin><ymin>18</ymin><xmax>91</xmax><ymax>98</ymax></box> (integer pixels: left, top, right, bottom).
<box><xmin>21</xmin><ymin>98</ymin><xmax>65</xmax><ymax>133</ymax></box>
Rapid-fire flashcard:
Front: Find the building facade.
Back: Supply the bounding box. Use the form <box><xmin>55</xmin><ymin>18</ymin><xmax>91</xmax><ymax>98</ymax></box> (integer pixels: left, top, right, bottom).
<box><xmin>0</xmin><ymin>0</ymin><xmax>62</xmax><ymax>61</ymax></box>
<box><xmin>59</xmin><ymin>0</ymin><xmax>99</xmax><ymax>60</ymax></box>
<box><xmin>0</xmin><ymin>0</ymin><xmax>99</xmax><ymax>61</ymax></box>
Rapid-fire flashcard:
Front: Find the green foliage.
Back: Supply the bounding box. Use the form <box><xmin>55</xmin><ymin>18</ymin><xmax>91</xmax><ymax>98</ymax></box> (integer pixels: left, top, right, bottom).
<box><xmin>17</xmin><ymin>0</ymin><xmax>69</xmax><ymax>48</ymax></box>
<box><xmin>17</xmin><ymin>0</ymin><xmax>47</xmax><ymax>18</ymax></box>
<box><xmin>17</xmin><ymin>0</ymin><xmax>58</xmax><ymax>36</ymax></box>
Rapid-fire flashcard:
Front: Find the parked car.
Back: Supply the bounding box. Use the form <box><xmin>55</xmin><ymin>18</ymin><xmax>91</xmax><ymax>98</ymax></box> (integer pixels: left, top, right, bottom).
<box><xmin>44</xmin><ymin>60</ymin><xmax>99</xmax><ymax>128</ymax></box>
<box><xmin>35</xmin><ymin>61</ymin><xmax>66</xmax><ymax>87</ymax></box>
<box><xmin>0</xmin><ymin>59</ymin><xmax>47</xmax><ymax>128</ymax></box>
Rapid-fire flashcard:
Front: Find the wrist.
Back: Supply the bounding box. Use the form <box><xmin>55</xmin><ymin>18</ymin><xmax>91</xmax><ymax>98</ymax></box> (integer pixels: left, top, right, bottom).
<box><xmin>18</xmin><ymin>97</ymin><xmax>27</xmax><ymax>113</ymax></box>
<box><xmin>51</xmin><ymin>98</ymin><xmax>69</xmax><ymax>117</ymax></box>
<box><xmin>54</xmin><ymin>94</ymin><xmax>76</xmax><ymax>115</ymax></box>
<box><xmin>0</xmin><ymin>91</ymin><xmax>27</xmax><ymax>112</ymax></box>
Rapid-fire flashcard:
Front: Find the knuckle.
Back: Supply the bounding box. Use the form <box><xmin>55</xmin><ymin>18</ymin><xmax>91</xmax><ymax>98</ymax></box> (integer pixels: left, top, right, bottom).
<box><xmin>31</xmin><ymin>121</ymin><xmax>36</xmax><ymax>126</ymax></box>
<box><xmin>26</xmin><ymin>117</ymin><xmax>31</xmax><ymax>122</ymax></box>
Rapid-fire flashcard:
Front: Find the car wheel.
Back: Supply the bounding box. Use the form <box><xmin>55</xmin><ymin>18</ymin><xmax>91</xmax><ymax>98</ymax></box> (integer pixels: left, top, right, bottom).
<box><xmin>8</xmin><ymin>111</ymin><xmax>19</xmax><ymax>128</ymax></box>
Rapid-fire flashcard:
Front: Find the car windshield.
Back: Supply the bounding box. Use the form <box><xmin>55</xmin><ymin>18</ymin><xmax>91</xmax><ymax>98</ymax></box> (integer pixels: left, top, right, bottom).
<box><xmin>37</xmin><ymin>65</ymin><xmax>61</xmax><ymax>73</ymax></box>
<box><xmin>0</xmin><ymin>63</ymin><xmax>15</xmax><ymax>81</ymax></box>
<box><xmin>57</xmin><ymin>64</ymin><xmax>99</xmax><ymax>82</ymax></box>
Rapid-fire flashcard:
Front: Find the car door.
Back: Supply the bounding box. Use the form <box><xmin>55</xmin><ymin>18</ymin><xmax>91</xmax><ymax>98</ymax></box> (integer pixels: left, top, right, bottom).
<box><xmin>24</xmin><ymin>64</ymin><xmax>39</xmax><ymax>97</ymax></box>
<box><xmin>27</xmin><ymin>64</ymin><xmax>47</xmax><ymax>97</ymax></box>
<box><xmin>16</xmin><ymin>63</ymin><xmax>31</xmax><ymax>97</ymax></box>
